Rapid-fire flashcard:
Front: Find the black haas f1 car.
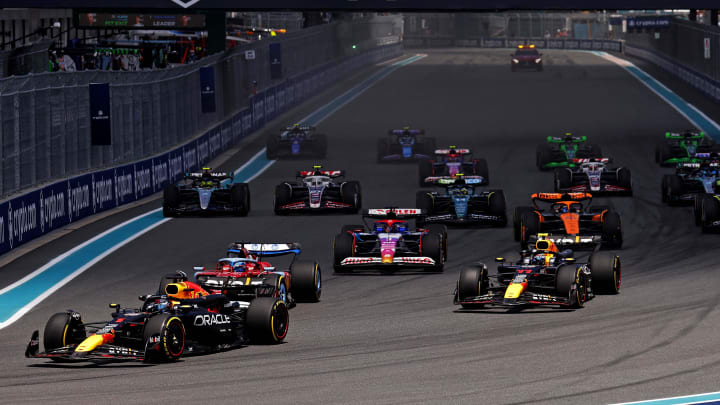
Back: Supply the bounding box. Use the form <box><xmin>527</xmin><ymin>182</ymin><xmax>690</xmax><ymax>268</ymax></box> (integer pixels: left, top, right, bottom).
<box><xmin>554</xmin><ymin>158</ymin><xmax>632</xmax><ymax>196</ymax></box>
<box><xmin>513</xmin><ymin>192</ymin><xmax>623</xmax><ymax>250</ymax></box>
<box><xmin>416</xmin><ymin>175</ymin><xmax>506</xmax><ymax>227</ymax></box>
<box><xmin>26</xmin><ymin>272</ymin><xmax>288</xmax><ymax>363</ymax></box>
<box><xmin>193</xmin><ymin>242</ymin><xmax>321</xmax><ymax>306</ymax></box>
<box><xmin>663</xmin><ymin>156</ymin><xmax>720</xmax><ymax>206</ymax></box>
<box><xmin>163</xmin><ymin>168</ymin><xmax>250</xmax><ymax>217</ymax></box>
<box><xmin>378</xmin><ymin>127</ymin><xmax>436</xmax><ymax>163</ymax></box>
<box><xmin>266</xmin><ymin>124</ymin><xmax>328</xmax><ymax>159</ymax></box>
<box><xmin>418</xmin><ymin>146</ymin><xmax>489</xmax><ymax>187</ymax></box>
<box><xmin>274</xmin><ymin>166</ymin><xmax>361</xmax><ymax>214</ymax></box>
<box><xmin>454</xmin><ymin>237</ymin><xmax>620</xmax><ymax>310</ymax></box>
<box><xmin>333</xmin><ymin>208</ymin><xmax>447</xmax><ymax>273</ymax></box>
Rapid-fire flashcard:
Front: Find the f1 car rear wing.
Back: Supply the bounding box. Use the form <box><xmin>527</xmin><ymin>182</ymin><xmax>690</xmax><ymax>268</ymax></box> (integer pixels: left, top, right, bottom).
<box><xmin>546</xmin><ymin>134</ymin><xmax>586</xmax><ymax>143</ymax></box>
<box><xmin>285</xmin><ymin>125</ymin><xmax>315</xmax><ymax>132</ymax></box>
<box><xmin>184</xmin><ymin>171</ymin><xmax>233</xmax><ymax>179</ymax></box>
<box><xmin>531</xmin><ymin>192</ymin><xmax>592</xmax><ymax>202</ymax></box>
<box><xmin>296</xmin><ymin>169</ymin><xmax>345</xmax><ymax>178</ymax></box>
<box><xmin>665</xmin><ymin>131</ymin><xmax>705</xmax><ymax>140</ymax></box>
<box><xmin>570</xmin><ymin>158</ymin><xmax>610</xmax><ymax>164</ymax></box>
<box><xmin>529</xmin><ymin>233</ymin><xmax>601</xmax><ymax>251</ymax></box>
<box><xmin>227</xmin><ymin>242</ymin><xmax>302</xmax><ymax>257</ymax></box>
<box><xmin>677</xmin><ymin>161</ymin><xmax>720</xmax><ymax>169</ymax></box>
<box><xmin>426</xmin><ymin>176</ymin><xmax>486</xmax><ymax>185</ymax></box>
<box><xmin>388</xmin><ymin>129</ymin><xmax>424</xmax><ymax>135</ymax></box>
<box><xmin>363</xmin><ymin>208</ymin><xmax>425</xmax><ymax>219</ymax></box>
<box><xmin>434</xmin><ymin>147</ymin><xmax>471</xmax><ymax>155</ymax></box>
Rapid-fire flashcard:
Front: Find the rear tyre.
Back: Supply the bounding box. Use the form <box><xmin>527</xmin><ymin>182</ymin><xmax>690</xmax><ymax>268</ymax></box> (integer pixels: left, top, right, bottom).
<box><xmin>143</xmin><ymin>314</ymin><xmax>185</xmax><ymax>362</ymax></box>
<box><xmin>519</xmin><ymin>211</ymin><xmax>540</xmax><ymax>249</ymax></box>
<box><xmin>291</xmin><ymin>261</ymin><xmax>321</xmax><ymax>303</ymax></box>
<box><xmin>536</xmin><ymin>144</ymin><xmax>553</xmax><ymax>170</ymax></box>
<box><xmin>617</xmin><ymin>168</ymin><xmax>632</xmax><ymax>194</ymax></box>
<box><xmin>513</xmin><ymin>206</ymin><xmax>535</xmax><ymax>241</ymax></box>
<box><xmin>694</xmin><ymin>194</ymin><xmax>714</xmax><ymax>226</ymax></box>
<box><xmin>266</xmin><ymin>136</ymin><xmax>280</xmax><ymax>159</ymax></box>
<box><xmin>556</xmin><ymin>265</ymin><xmax>586</xmax><ymax>309</ymax></box>
<box><xmin>418</xmin><ymin>160</ymin><xmax>433</xmax><ymax>187</ymax></box>
<box><xmin>475</xmin><ymin>158</ymin><xmax>490</xmax><ymax>184</ymax></box>
<box><xmin>701</xmin><ymin>197</ymin><xmax>720</xmax><ymax>233</ymax></box>
<box><xmin>601</xmin><ymin>212</ymin><xmax>623</xmax><ymax>249</ymax></box>
<box><xmin>341</xmin><ymin>181</ymin><xmax>362</xmax><ymax>212</ymax></box>
<box><xmin>43</xmin><ymin>312</ymin><xmax>86</xmax><ymax>353</ymax></box>
<box><xmin>589</xmin><ymin>252</ymin><xmax>621</xmax><ymax>294</ymax></box>
<box><xmin>426</xmin><ymin>224</ymin><xmax>448</xmax><ymax>261</ymax></box>
<box><xmin>416</xmin><ymin>190</ymin><xmax>434</xmax><ymax>227</ymax></box>
<box><xmin>230</xmin><ymin>183</ymin><xmax>250</xmax><ymax>216</ymax></box>
<box><xmin>458</xmin><ymin>265</ymin><xmax>488</xmax><ymax>309</ymax></box>
<box><xmin>420</xmin><ymin>233</ymin><xmax>444</xmax><ymax>272</ymax></box>
<box><xmin>162</xmin><ymin>185</ymin><xmax>180</xmax><ymax>217</ymax></box>
<box><xmin>274</xmin><ymin>184</ymin><xmax>292</xmax><ymax>215</ymax></box>
<box><xmin>333</xmin><ymin>233</ymin><xmax>354</xmax><ymax>273</ymax></box>
<box><xmin>247</xmin><ymin>297</ymin><xmax>289</xmax><ymax>344</ymax></box>
<box><xmin>488</xmin><ymin>190</ymin><xmax>507</xmax><ymax>227</ymax></box>
<box><xmin>377</xmin><ymin>138</ymin><xmax>388</xmax><ymax>163</ymax></box>
<box><xmin>554</xmin><ymin>169</ymin><xmax>572</xmax><ymax>192</ymax></box>
<box><xmin>313</xmin><ymin>134</ymin><xmax>328</xmax><ymax>158</ymax></box>
<box><xmin>662</xmin><ymin>174</ymin><xmax>684</xmax><ymax>206</ymax></box>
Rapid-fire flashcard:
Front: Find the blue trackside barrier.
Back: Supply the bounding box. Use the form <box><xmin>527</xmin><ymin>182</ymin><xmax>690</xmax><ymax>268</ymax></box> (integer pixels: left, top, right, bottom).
<box><xmin>0</xmin><ymin>43</ymin><xmax>402</xmax><ymax>257</ymax></box>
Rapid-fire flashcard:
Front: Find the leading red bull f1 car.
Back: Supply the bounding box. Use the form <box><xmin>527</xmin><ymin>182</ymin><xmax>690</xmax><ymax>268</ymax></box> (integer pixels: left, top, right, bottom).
<box><xmin>25</xmin><ymin>272</ymin><xmax>288</xmax><ymax>363</ymax></box>
<box><xmin>454</xmin><ymin>237</ymin><xmax>620</xmax><ymax>310</ymax></box>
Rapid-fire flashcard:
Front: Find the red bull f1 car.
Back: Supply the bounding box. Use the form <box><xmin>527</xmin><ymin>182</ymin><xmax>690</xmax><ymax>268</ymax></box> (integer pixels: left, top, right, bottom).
<box><xmin>333</xmin><ymin>208</ymin><xmax>447</xmax><ymax>273</ymax></box>
<box><xmin>378</xmin><ymin>128</ymin><xmax>436</xmax><ymax>163</ymax></box>
<box><xmin>274</xmin><ymin>166</ymin><xmax>361</xmax><ymax>214</ymax></box>
<box><xmin>554</xmin><ymin>158</ymin><xmax>632</xmax><ymax>195</ymax></box>
<box><xmin>163</xmin><ymin>168</ymin><xmax>250</xmax><ymax>217</ymax></box>
<box><xmin>193</xmin><ymin>242</ymin><xmax>321</xmax><ymax>306</ymax></box>
<box><xmin>513</xmin><ymin>192</ymin><xmax>623</xmax><ymax>250</ymax></box>
<box><xmin>266</xmin><ymin>124</ymin><xmax>328</xmax><ymax>159</ymax></box>
<box><xmin>454</xmin><ymin>237</ymin><xmax>620</xmax><ymax>310</ymax></box>
<box><xmin>26</xmin><ymin>272</ymin><xmax>288</xmax><ymax>363</ymax></box>
<box><xmin>418</xmin><ymin>146</ymin><xmax>489</xmax><ymax>187</ymax></box>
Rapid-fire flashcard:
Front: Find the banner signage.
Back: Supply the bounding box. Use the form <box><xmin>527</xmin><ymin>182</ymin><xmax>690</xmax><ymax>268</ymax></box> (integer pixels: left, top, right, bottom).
<box><xmin>200</xmin><ymin>66</ymin><xmax>216</xmax><ymax>113</ymax></box>
<box><xmin>89</xmin><ymin>83</ymin><xmax>112</xmax><ymax>145</ymax></box>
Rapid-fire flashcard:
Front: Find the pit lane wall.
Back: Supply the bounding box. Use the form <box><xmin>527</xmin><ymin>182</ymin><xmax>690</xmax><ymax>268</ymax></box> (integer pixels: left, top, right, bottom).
<box><xmin>0</xmin><ymin>43</ymin><xmax>402</xmax><ymax>256</ymax></box>
<box><xmin>403</xmin><ymin>36</ymin><xmax>623</xmax><ymax>52</ymax></box>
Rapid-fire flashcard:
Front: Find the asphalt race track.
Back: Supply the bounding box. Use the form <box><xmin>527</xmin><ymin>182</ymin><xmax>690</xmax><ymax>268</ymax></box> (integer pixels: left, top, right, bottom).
<box><xmin>1</xmin><ymin>49</ymin><xmax>719</xmax><ymax>405</ymax></box>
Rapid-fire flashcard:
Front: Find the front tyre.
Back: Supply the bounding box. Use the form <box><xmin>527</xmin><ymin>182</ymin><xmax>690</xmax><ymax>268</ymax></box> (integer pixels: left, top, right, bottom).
<box><xmin>333</xmin><ymin>233</ymin><xmax>354</xmax><ymax>273</ymax></box>
<box><xmin>230</xmin><ymin>183</ymin><xmax>250</xmax><ymax>216</ymax></box>
<box><xmin>143</xmin><ymin>314</ymin><xmax>185</xmax><ymax>363</ymax></box>
<box><xmin>589</xmin><ymin>252</ymin><xmax>621</xmax><ymax>294</ymax></box>
<box><xmin>247</xmin><ymin>297</ymin><xmax>289</xmax><ymax>344</ymax></box>
<box><xmin>457</xmin><ymin>265</ymin><xmax>488</xmax><ymax>309</ymax></box>
<box><xmin>556</xmin><ymin>265</ymin><xmax>586</xmax><ymax>309</ymax></box>
<box><xmin>43</xmin><ymin>312</ymin><xmax>86</xmax><ymax>353</ymax></box>
<box><xmin>291</xmin><ymin>261</ymin><xmax>322</xmax><ymax>303</ymax></box>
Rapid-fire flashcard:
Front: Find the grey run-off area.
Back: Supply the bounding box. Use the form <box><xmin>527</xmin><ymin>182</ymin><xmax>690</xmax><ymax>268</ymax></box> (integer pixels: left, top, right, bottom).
<box><xmin>0</xmin><ymin>49</ymin><xmax>718</xmax><ymax>405</ymax></box>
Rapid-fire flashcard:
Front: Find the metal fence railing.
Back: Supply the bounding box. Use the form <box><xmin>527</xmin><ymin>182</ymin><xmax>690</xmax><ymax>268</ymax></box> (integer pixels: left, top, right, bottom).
<box><xmin>0</xmin><ymin>21</ymin><xmax>380</xmax><ymax>198</ymax></box>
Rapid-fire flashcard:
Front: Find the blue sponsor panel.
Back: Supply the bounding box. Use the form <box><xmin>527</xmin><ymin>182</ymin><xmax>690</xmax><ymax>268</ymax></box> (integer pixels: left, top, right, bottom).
<box><xmin>265</xmin><ymin>87</ymin><xmax>276</xmax><ymax>122</ymax></box>
<box><xmin>167</xmin><ymin>147</ymin><xmax>185</xmax><ymax>184</ymax></box>
<box><xmin>221</xmin><ymin>122</ymin><xmax>232</xmax><ymax>150</ymax></box>
<box><xmin>252</xmin><ymin>92</ymin><xmax>265</xmax><ymax>129</ymax></box>
<box><xmin>196</xmin><ymin>133</ymin><xmax>210</xmax><ymax>167</ymax></box>
<box><xmin>276</xmin><ymin>83</ymin><xmax>286</xmax><ymax>114</ymax></box>
<box><xmin>91</xmin><ymin>168</ymin><xmax>117</xmax><ymax>214</ymax></box>
<box><xmin>134</xmin><ymin>160</ymin><xmax>154</xmax><ymax>200</ymax></box>
<box><xmin>151</xmin><ymin>153</ymin><xmax>170</xmax><ymax>193</ymax></box>
<box><xmin>113</xmin><ymin>164</ymin><xmax>135</xmax><ymax>207</ymax></box>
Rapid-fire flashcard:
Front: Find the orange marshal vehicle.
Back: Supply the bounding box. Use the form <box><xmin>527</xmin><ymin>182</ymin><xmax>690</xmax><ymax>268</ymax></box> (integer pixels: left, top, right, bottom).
<box><xmin>512</xmin><ymin>192</ymin><xmax>623</xmax><ymax>250</ymax></box>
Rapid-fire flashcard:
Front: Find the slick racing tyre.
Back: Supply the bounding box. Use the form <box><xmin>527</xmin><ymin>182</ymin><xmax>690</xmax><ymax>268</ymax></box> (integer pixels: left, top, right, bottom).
<box><xmin>266</xmin><ymin>136</ymin><xmax>280</xmax><ymax>159</ymax></box>
<box><xmin>143</xmin><ymin>314</ymin><xmax>185</xmax><ymax>363</ymax></box>
<box><xmin>457</xmin><ymin>265</ymin><xmax>488</xmax><ymax>309</ymax></box>
<box><xmin>662</xmin><ymin>174</ymin><xmax>684</xmax><ymax>206</ymax></box>
<box><xmin>263</xmin><ymin>274</ymin><xmax>289</xmax><ymax>303</ymax></box>
<box><xmin>377</xmin><ymin>138</ymin><xmax>388</xmax><ymax>163</ymax></box>
<box><xmin>536</xmin><ymin>144</ymin><xmax>553</xmax><ymax>170</ymax></box>
<box><xmin>426</xmin><ymin>224</ymin><xmax>448</xmax><ymax>261</ymax></box>
<box><xmin>695</xmin><ymin>194</ymin><xmax>715</xmax><ymax>227</ymax></box>
<box><xmin>341</xmin><ymin>181</ymin><xmax>362</xmax><ymax>212</ymax></box>
<box><xmin>247</xmin><ymin>297</ymin><xmax>289</xmax><ymax>344</ymax></box>
<box><xmin>488</xmin><ymin>190</ymin><xmax>507</xmax><ymax>227</ymax></box>
<box><xmin>601</xmin><ymin>212</ymin><xmax>623</xmax><ymax>249</ymax></box>
<box><xmin>513</xmin><ymin>206</ymin><xmax>535</xmax><ymax>241</ymax></box>
<box><xmin>162</xmin><ymin>185</ymin><xmax>180</xmax><ymax>217</ymax></box>
<box><xmin>418</xmin><ymin>160</ymin><xmax>433</xmax><ymax>187</ymax></box>
<box><xmin>475</xmin><ymin>158</ymin><xmax>490</xmax><ymax>183</ymax></box>
<box><xmin>519</xmin><ymin>211</ymin><xmax>540</xmax><ymax>249</ymax></box>
<box><xmin>291</xmin><ymin>261</ymin><xmax>322</xmax><ymax>303</ymax></box>
<box><xmin>589</xmin><ymin>252</ymin><xmax>621</xmax><ymax>294</ymax></box>
<box><xmin>333</xmin><ymin>233</ymin><xmax>354</xmax><ymax>273</ymax></box>
<box><xmin>617</xmin><ymin>168</ymin><xmax>632</xmax><ymax>192</ymax></box>
<box><xmin>701</xmin><ymin>197</ymin><xmax>720</xmax><ymax>233</ymax></box>
<box><xmin>274</xmin><ymin>184</ymin><xmax>292</xmax><ymax>215</ymax></box>
<box><xmin>43</xmin><ymin>312</ymin><xmax>86</xmax><ymax>353</ymax></box>
<box><xmin>230</xmin><ymin>183</ymin><xmax>250</xmax><ymax>216</ymax></box>
<box><xmin>554</xmin><ymin>169</ymin><xmax>572</xmax><ymax>191</ymax></box>
<box><xmin>556</xmin><ymin>265</ymin><xmax>587</xmax><ymax>309</ymax></box>
<box><xmin>314</xmin><ymin>134</ymin><xmax>328</xmax><ymax>158</ymax></box>
<box><xmin>420</xmin><ymin>233</ymin><xmax>444</xmax><ymax>272</ymax></box>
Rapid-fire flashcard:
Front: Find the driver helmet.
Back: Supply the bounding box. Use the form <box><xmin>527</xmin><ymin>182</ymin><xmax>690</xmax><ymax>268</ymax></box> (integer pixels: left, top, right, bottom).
<box><xmin>389</xmin><ymin>222</ymin><xmax>408</xmax><ymax>233</ymax></box>
<box><xmin>374</xmin><ymin>222</ymin><xmax>389</xmax><ymax>233</ymax></box>
<box><xmin>554</xmin><ymin>204</ymin><xmax>569</xmax><ymax>214</ymax></box>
